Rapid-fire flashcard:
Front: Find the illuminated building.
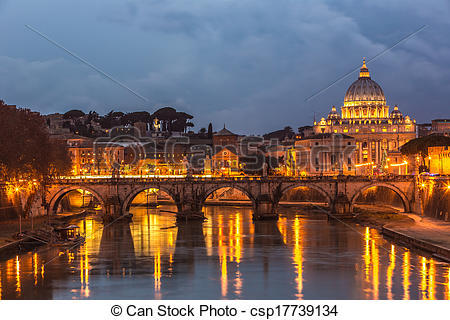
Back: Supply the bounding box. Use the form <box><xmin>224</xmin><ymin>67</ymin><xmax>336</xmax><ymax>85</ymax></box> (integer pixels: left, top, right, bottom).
<box><xmin>428</xmin><ymin>146</ymin><xmax>450</xmax><ymax>175</ymax></box>
<box><xmin>294</xmin><ymin>133</ymin><xmax>356</xmax><ymax>175</ymax></box>
<box><xmin>431</xmin><ymin>119</ymin><xmax>450</xmax><ymax>136</ymax></box>
<box><xmin>65</xmin><ymin>136</ymin><xmax>125</xmax><ymax>175</ymax></box>
<box><xmin>213</xmin><ymin>125</ymin><xmax>239</xmax><ymax>147</ymax></box>
<box><xmin>211</xmin><ymin>146</ymin><xmax>240</xmax><ymax>174</ymax></box>
<box><xmin>312</xmin><ymin>59</ymin><xmax>416</xmax><ymax>174</ymax></box>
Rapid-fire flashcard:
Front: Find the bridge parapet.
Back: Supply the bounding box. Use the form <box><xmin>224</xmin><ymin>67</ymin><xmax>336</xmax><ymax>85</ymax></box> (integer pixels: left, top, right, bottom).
<box><xmin>24</xmin><ymin>175</ymin><xmax>420</xmax><ymax>220</ymax></box>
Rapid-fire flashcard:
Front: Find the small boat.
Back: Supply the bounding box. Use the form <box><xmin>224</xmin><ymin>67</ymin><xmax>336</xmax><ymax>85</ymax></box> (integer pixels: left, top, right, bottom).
<box><xmin>53</xmin><ymin>225</ymin><xmax>85</xmax><ymax>248</ymax></box>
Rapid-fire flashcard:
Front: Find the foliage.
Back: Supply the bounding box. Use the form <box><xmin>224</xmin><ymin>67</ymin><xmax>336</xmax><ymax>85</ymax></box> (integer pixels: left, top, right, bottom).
<box><xmin>120</xmin><ymin>111</ymin><xmax>152</xmax><ymax>125</ymax></box>
<box><xmin>400</xmin><ymin>134</ymin><xmax>450</xmax><ymax>171</ymax></box>
<box><xmin>0</xmin><ymin>101</ymin><xmax>72</xmax><ymax>180</ymax></box>
<box><xmin>63</xmin><ymin>109</ymin><xmax>85</xmax><ymax>119</ymax></box>
<box><xmin>400</xmin><ymin>134</ymin><xmax>450</xmax><ymax>156</ymax></box>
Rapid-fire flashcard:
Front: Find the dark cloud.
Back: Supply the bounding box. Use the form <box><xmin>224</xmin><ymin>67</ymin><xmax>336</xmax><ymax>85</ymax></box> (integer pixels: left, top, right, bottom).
<box><xmin>0</xmin><ymin>0</ymin><xmax>449</xmax><ymax>134</ymax></box>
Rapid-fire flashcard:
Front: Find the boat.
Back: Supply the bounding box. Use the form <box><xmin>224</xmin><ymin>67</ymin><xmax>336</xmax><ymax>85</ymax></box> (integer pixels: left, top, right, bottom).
<box><xmin>52</xmin><ymin>225</ymin><xmax>85</xmax><ymax>247</ymax></box>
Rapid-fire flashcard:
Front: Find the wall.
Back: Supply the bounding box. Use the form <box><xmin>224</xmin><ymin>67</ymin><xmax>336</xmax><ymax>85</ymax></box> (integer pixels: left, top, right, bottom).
<box><xmin>420</xmin><ymin>178</ymin><xmax>450</xmax><ymax>221</ymax></box>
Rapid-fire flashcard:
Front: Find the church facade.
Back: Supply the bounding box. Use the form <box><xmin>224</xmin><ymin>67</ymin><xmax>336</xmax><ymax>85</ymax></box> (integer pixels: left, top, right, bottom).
<box><xmin>301</xmin><ymin>59</ymin><xmax>416</xmax><ymax>175</ymax></box>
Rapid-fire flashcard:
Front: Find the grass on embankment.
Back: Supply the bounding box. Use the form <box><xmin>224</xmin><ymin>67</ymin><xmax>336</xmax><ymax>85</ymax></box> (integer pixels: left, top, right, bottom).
<box><xmin>353</xmin><ymin>204</ymin><xmax>415</xmax><ymax>230</ymax></box>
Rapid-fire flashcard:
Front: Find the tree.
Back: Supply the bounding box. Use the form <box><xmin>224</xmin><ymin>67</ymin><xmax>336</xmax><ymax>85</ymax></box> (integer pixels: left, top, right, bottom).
<box><xmin>99</xmin><ymin>110</ymin><xmax>124</xmax><ymax>129</ymax></box>
<box><xmin>152</xmin><ymin>107</ymin><xmax>178</xmax><ymax>132</ymax></box>
<box><xmin>0</xmin><ymin>103</ymin><xmax>72</xmax><ymax>181</ymax></box>
<box><xmin>120</xmin><ymin>111</ymin><xmax>152</xmax><ymax>125</ymax></box>
<box><xmin>400</xmin><ymin>134</ymin><xmax>450</xmax><ymax>171</ymax></box>
<box><xmin>63</xmin><ymin>109</ymin><xmax>85</xmax><ymax>119</ymax></box>
<box><xmin>207</xmin><ymin>123</ymin><xmax>213</xmax><ymax>139</ymax></box>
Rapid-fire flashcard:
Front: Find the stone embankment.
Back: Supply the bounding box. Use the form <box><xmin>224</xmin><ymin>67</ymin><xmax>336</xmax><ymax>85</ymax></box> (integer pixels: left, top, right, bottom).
<box><xmin>381</xmin><ymin>214</ymin><xmax>450</xmax><ymax>262</ymax></box>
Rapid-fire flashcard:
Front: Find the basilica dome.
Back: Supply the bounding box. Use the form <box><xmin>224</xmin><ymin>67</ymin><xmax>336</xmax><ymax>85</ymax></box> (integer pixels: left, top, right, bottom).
<box><xmin>344</xmin><ymin>59</ymin><xmax>386</xmax><ymax>106</ymax></box>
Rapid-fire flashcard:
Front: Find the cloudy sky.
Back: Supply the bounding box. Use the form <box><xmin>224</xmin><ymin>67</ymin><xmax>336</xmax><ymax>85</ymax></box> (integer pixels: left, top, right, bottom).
<box><xmin>0</xmin><ymin>0</ymin><xmax>449</xmax><ymax>134</ymax></box>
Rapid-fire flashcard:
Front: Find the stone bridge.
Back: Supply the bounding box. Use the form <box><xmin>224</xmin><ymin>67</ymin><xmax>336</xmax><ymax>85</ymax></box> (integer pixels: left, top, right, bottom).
<box><xmin>27</xmin><ymin>175</ymin><xmax>420</xmax><ymax>221</ymax></box>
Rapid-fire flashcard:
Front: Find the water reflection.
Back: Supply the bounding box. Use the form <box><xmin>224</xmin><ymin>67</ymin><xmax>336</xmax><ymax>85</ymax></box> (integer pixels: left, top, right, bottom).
<box><xmin>98</xmin><ymin>220</ymin><xmax>136</xmax><ymax>276</ymax></box>
<box><xmin>0</xmin><ymin>205</ymin><xmax>449</xmax><ymax>299</ymax></box>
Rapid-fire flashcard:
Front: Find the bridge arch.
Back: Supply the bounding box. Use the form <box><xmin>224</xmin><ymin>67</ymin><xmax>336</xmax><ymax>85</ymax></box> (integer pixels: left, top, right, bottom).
<box><xmin>350</xmin><ymin>182</ymin><xmax>410</xmax><ymax>213</ymax></box>
<box><xmin>122</xmin><ymin>186</ymin><xmax>177</xmax><ymax>212</ymax></box>
<box><xmin>48</xmin><ymin>186</ymin><xmax>106</xmax><ymax>215</ymax></box>
<box><xmin>278</xmin><ymin>183</ymin><xmax>332</xmax><ymax>207</ymax></box>
<box><xmin>202</xmin><ymin>185</ymin><xmax>256</xmax><ymax>207</ymax></box>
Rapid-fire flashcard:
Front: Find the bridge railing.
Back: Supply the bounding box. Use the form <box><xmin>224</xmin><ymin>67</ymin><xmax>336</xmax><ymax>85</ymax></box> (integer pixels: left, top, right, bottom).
<box><xmin>47</xmin><ymin>174</ymin><xmax>417</xmax><ymax>185</ymax></box>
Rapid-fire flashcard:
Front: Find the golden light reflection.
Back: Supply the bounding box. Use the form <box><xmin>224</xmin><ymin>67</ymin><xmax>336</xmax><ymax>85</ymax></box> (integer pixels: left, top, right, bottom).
<box><xmin>445</xmin><ymin>267</ymin><xmax>450</xmax><ymax>300</ymax></box>
<box><xmin>364</xmin><ymin>227</ymin><xmax>370</xmax><ymax>281</ymax></box>
<box><xmin>420</xmin><ymin>257</ymin><xmax>427</xmax><ymax>300</ymax></box>
<box><xmin>129</xmin><ymin>207</ymin><xmax>177</xmax><ymax>261</ymax></box>
<box><xmin>33</xmin><ymin>252</ymin><xmax>38</xmax><ymax>286</ymax></box>
<box><xmin>80</xmin><ymin>245</ymin><xmax>90</xmax><ymax>298</ymax></box>
<box><xmin>293</xmin><ymin>217</ymin><xmax>304</xmax><ymax>300</ymax></box>
<box><xmin>15</xmin><ymin>256</ymin><xmax>21</xmax><ymax>294</ymax></box>
<box><xmin>386</xmin><ymin>245</ymin><xmax>395</xmax><ymax>300</ymax></box>
<box><xmin>154</xmin><ymin>250</ymin><xmax>161</xmax><ymax>298</ymax></box>
<box><xmin>402</xmin><ymin>251</ymin><xmax>410</xmax><ymax>300</ymax></box>
<box><xmin>428</xmin><ymin>259</ymin><xmax>435</xmax><ymax>300</ymax></box>
<box><xmin>278</xmin><ymin>216</ymin><xmax>287</xmax><ymax>244</ymax></box>
<box><xmin>220</xmin><ymin>254</ymin><xmax>228</xmax><ymax>297</ymax></box>
<box><xmin>41</xmin><ymin>264</ymin><xmax>45</xmax><ymax>280</ymax></box>
<box><xmin>370</xmin><ymin>230</ymin><xmax>379</xmax><ymax>300</ymax></box>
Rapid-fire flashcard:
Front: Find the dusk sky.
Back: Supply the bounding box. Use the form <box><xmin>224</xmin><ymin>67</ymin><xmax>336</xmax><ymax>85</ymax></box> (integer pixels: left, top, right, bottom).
<box><xmin>1</xmin><ymin>0</ymin><xmax>449</xmax><ymax>134</ymax></box>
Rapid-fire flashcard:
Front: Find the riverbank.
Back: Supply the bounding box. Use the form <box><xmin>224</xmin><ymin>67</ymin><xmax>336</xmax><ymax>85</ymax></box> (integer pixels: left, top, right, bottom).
<box><xmin>0</xmin><ymin>211</ymin><xmax>87</xmax><ymax>250</ymax></box>
<box><xmin>353</xmin><ymin>205</ymin><xmax>450</xmax><ymax>262</ymax></box>
<box><xmin>354</xmin><ymin>204</ymin><xmax>415</xmax><ymax>230</ymax></box>
<box><xmin>0</xmin><ymin>216</ymin><xmax>50</xmax><ymax>244</ymax></box>
<box><xmin>382</xmin><ymin>215</ymin><xmax>450</xmax><ymax>262</ymax></box>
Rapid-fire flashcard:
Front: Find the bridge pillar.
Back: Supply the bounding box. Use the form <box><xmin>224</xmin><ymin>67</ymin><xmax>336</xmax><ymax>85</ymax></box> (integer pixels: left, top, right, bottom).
<box><xmin>175</xmin><ymin>196</ymin><xmax>206</xmax><ymax>222</ymax></box>
<box><xmin>330</xmin><ymin>193</ymin><xmax>353</xmax><ymax>219</ymax></box>
<box><xmin>253</xmin><ymin>194</ymin><xmax>278</xmax><ymax>221</ymax></box>
<box><xmin>105</xmin><ymin>196</ymin><xmax>122</xmax><ymax>220</ymax></box>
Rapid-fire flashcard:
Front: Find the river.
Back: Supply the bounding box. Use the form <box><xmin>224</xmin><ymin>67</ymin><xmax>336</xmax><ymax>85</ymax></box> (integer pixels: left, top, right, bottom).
<box><xmin>0</xmin><ymin>205</ymin><xmax>449</xmax><ymax>299</ymax></box>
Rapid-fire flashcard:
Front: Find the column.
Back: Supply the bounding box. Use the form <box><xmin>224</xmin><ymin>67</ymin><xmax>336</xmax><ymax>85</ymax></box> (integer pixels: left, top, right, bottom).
<box><xmin>375</xmin><ymin>141</ymin><xmax>379</xmax><ymax>164</ymax></box>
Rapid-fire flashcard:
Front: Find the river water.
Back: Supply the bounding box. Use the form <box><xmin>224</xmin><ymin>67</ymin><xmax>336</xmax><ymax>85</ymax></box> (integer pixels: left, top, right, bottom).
<box><xmin>0</xmin><ymin>206</ymin><xmax>449</xmax><ymax>299</ymax></box>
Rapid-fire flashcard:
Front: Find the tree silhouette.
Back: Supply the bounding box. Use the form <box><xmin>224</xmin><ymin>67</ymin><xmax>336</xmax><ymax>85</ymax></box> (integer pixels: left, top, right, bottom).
<box><xmin>0</xmin><ymin>101</ymin><xmax>71</xmax><ymax>180</ymax></box>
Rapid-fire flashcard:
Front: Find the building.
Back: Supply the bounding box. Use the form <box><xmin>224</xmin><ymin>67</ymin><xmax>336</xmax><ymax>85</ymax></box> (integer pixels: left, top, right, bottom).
<box><xmin>213</xmin><ymin>125</ymin><xmax>239</xmax><ymax>147</ymax></box>
<box><xmin>429</xmin><ymin>146</ymin><xmax>450</xmax><ymax>175</ymax></box>
<box><xmin>312</xmin><ymin>59</ymin><xmax>416</xmax><ymax>174</ymax></box>
<box><xmin>431</xmin><ymin>119</ymin><xmax>450</xmax><ymax>136</ymax></box>
<box><xmin>62</xmin><ymin>135</ymin><xmax>125</xmax><ymax>175</ymax></box>
<box><xmin>417</xmin><ymin>123</ymin><xmax>432</xmax><ymax>137</ymax></box>
<box><xmin>211</xmin><ymin>146</ymin><xmax>240</xmax><ymax>174</ymax></box>
<box><xmin>293</xmin><ymin>133</ymin><xmax>356</xmax><ymax>176</ymax></box>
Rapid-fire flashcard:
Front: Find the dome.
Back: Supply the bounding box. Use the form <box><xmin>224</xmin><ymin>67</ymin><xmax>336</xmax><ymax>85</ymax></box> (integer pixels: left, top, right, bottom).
<box><xmin>390</xmin><ymin>105</ymin><xmax>403</xmax><ymax>119</ymax></box>
<box><xmin>344</xmin><ymin>59</ymin><xmax>386</xmax><ymax>106</ymax></box>
<box><xmin>327</xmin><ymin>106</ymin><xmax>340</xmax><ymax>120</ymax></box>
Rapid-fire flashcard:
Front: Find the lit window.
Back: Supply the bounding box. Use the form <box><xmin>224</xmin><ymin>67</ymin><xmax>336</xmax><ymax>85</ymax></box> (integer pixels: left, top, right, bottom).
<box><xmin>371</xmin><ymin>128</ymin><xmax>375</xmax><ymax>132</ymax></box>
